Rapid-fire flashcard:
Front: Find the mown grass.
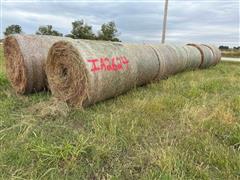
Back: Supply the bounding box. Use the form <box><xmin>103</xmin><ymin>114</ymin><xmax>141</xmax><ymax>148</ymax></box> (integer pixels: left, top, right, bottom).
<box><xmin>0</xmin><ymin>45</ymin><xmax>240</xmax><ymax>179</ymax></box>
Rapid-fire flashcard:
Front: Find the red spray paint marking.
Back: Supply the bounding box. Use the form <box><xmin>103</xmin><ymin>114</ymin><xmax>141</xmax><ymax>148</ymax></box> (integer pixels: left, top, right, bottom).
<box><xmin>87</xmin><ymin>59</ymin><xmax>101</xmax><ymax>73</ymax></box>
<box><xmin>87</xmin><ymin>56</ymin><xmax>129</xmax><ymax>73</ymax></box>
<box><xmin>121</xmin><ymin>56</ymin><xmax>129</xmax><ymax>70</ymax></box>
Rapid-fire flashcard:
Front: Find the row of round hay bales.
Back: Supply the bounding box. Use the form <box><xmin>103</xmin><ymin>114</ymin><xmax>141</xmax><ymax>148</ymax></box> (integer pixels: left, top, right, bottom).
<box><xmin>3</xmin><ymin>35</ymin><xmax>221</xmax><ymax>107</ymax></box>
<box><xmin>151</xmin><ymin>44</ymin><xmax>194</xmax><ymax>79</ymax></box>
<box><xmin>3</xmin><ymin>35</ymin><xmax>71</xmax><ymax>94</ymax></box>
<box><xmin>46</xmin><ymin>40</ymin><xmax>221</xmax><ymax>107</ymax></box>
<box><xmin>151</xmin><ymin>43</ymin><xmax>221</xmax><ymax>79</ymax></box>
<box><xmin>187</xmin><ymin>44</ymin><xmax>221</xmax><ymax>68</ymax></box>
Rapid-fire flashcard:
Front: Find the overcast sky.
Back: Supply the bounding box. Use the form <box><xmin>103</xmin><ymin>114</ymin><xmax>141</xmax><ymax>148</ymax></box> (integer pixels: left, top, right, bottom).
<box><xmin>1</xmin><ymin>0</ymin><xmax>239</xmax><ymax>47</ymax></box>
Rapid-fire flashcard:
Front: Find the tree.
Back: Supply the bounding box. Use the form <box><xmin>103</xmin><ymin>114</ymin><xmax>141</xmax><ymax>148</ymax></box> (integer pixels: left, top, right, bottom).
<box><xmin>233</xmin><ymin>46</ymin><xmax>240</xmax><ymax>50</ymax></box>
<box><xmin>4</xmin><ymin>25</ymin><xmax>22</xmax><ymax>36</ymax></box>
<box><xmin>36</xmin><ymin>25</ymin><xmax>63</xmax><ymax>36</ymax></box>
<box><xmin>97</xmin><ymin>21</ymin><xmax>120</xmax><ymax>42</ymax></box>
<box><xmin>66</xmin><ymin>20</ymin><xmax>96</xmax><ymax>39</ymax></box>
<box><xmin>219</xmin><ymin>45</ymin><xmax>229</xmax><ymax>50</ymax></box>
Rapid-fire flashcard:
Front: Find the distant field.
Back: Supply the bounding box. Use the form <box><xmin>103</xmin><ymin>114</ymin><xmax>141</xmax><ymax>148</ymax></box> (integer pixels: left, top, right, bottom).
<box><xmin>0</xmin><ymin>46</ymin><xmax>240</xmax><ymax>179</ymax></box>
<box><xmin>221</xmin><ymin>50</ymin><xmax>240</xmax><ymax>58</ymax></box>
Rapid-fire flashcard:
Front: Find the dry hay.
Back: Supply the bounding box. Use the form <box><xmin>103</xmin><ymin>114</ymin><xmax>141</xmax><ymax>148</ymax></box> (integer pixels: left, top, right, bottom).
<box><xmin>46</xmin><ymin>40</ymin><xmax>222</xmax><ymax>107</ymax></box>
<box><xmin>202</xmin><ymin>44</ymin><xmax>222</xmax><ymax>65</ymax></box>
<box><xmin>27</xmin><ymin>98</ymin><xmax>69</xmax><ymax>118</ymax></box>
<box><xmin>46</xmin><ymin>40</ymin><xmax>221</xmax><ymax>107</ymax></box>
<box><xmin>46</xmin><ymin>41</ymin><xmax>89</xmax><ymax>107</ymax></box>
<box><xmin>182</xmin><ymin>45</ymin><xmax>202</xmax><ymax>70</ymax></box>
<box><xmin>187</xmin><ymin>43</ymin><xmax>221</xmax><ymax>69</ymax></box>
<box><xmin>3</xmin><ymin>35</ymin><xmax>70</xmax><ymax>94</ymax></box>
<box><xmin>150</xmin><ymin>44</ymin><xmax>190</xmax><ymax>79</ymax></box>
<box><xmin>46</xmin><ymin>40</ymin><xmax>160</xmax><ymax>107</ymax></box>
<box><xmin>4</xmin><ymin>36</ymin><xmax>27</xmax><ymax>93</ymax></box>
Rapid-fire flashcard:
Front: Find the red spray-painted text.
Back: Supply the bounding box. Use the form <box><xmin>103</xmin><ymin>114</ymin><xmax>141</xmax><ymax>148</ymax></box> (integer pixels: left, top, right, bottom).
<box><xmin>87</xmin><ymin>56</ymin><xmax>129</xmax><ymax>73</ymax></box>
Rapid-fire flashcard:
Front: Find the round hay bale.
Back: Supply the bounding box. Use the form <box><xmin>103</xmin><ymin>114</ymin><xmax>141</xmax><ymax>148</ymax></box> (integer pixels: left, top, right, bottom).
<box><xmin>150</xmin><ymin>44</ymin><xmax>188</xmax><ymax>79</ymax></box>
<box><xmin>182</xmin><ymin>45</ymin><xmax>202</xmax><ymax>70</ymax></box>
<box><xmin>202</xmin><ymin>44</ymin><xmax>221</xmax><ymax>65</ymax></box>
<box><xmin>3</xmin><ymin>36</ymin><xmax>27</xmax><ymax>93</ymax></box>
<box><xmin>187</xmin><ymin>43</ymin><xmax>215</xmax><ymax>68</ymax></box>
<box><xmin>165</xmin><ymin>44</ymin><xmax>188</xmax><ymax>73</ymax></box>
<box><xmin>46</xmin><ymin>39</ymin><xmax>160</xmax><ymax>107</ymax></box>
<box><xmin>3</xmin><ymin>34</ymin><xmax>70</xmax><ymax>94</ymax></box>
<box><xmin>148</xmin><ymin>44</ymin><xmax>175</xmax><ymax>79</ymax></box>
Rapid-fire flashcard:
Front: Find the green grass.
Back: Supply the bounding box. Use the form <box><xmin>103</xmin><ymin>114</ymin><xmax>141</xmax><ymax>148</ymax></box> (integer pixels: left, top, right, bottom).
<box><xmin>0</xmin><ymin>45</ymin><xmax>240</xmax><ymax>179</ymax></box>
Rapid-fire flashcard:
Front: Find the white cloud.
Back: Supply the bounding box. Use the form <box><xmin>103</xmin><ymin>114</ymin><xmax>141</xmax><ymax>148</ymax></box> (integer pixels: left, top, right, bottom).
<box><xmin>1</xmin><ymin>0</ymin><xmax>239</xmax><ymax>46</ymax></box>
<box><xmin>5</xmin><ymin>10</ymin><xmax>74</xmax><ymax>30</ymax></box>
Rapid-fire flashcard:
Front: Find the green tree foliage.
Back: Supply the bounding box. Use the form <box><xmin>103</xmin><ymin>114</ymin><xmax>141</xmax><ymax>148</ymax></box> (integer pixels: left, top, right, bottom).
<box><xmin>233</xmin><ymin>46</ymin><xmax>240</xmax><ymax>50</ymax></box>
<box><xmin>219</xmin><ymin>45</ymin><xmax>229</xmax><ymax>50</ymax></box>
<box><xmin>66</xmin><ymin>20</ymin><xmax>96</xmax><ymax>40</ymax></box>
<box><xmin>4</xmin><ymin>25</ymin><xmax>23</xmax><ymax>36</ymax></box>
<box><xmin>36</xmin><ymin>25</ymin><xmax>63</xmax><ymax>36</ymax></box>
<box><xmin>97</xmin><ymin>21</ymin><xmax>120</xmax><ymax>42</ymax></box>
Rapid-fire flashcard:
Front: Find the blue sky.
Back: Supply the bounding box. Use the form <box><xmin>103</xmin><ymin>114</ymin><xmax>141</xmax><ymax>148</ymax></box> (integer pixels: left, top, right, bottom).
<box><xmin>1</xmin><ymin>0</ymin><xmax>239</xmax><ymax>47</ymax></box>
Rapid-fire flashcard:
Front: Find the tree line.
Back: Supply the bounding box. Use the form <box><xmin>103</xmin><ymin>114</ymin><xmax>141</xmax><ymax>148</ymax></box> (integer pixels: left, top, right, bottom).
<box><xmin>3</xmin><ymin>20</ymin><xmax>120</xmax><ymax>42</ymax></box>
<box><xmin>219</xmin><ymin>45</ymin><xmax>240</xmax><ymax>51</ymax></box>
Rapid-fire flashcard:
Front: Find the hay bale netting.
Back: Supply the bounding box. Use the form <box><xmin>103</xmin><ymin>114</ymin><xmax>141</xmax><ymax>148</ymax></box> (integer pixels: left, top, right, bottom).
<box><xmin>187</xmin><ymin>44</ymin><xmax>215</xmax><ymax>69</ymax></box>
<box><xmin>150</xmin><ymin>44</ymin><xmax>189</xmax><ymax>79</ymax></box>
<box><xmin>3</xmin><ymin>34</ymin><xmax>70</xmax><ymax>94</ymax></box>
<box><xmin>46</xmin><ymin>39</ymin><xmax>160</xmax><ymax>107</ymax></box>
<box><xmin>182</xmin><ymin>45</ymin><xmax>202</xmax><ymax>70</ymax></box>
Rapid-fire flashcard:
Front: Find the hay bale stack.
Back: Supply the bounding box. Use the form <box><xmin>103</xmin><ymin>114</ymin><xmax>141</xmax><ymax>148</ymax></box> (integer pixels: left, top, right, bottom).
<box><xmin>3</xmin><ymin>34</ymin><xmax>70</xmax><ymax>94</ymax></box>
<box><xmin>46</xmin><ymin>39</ymin><xmax>160</xmax><ymax>107</ymax></box>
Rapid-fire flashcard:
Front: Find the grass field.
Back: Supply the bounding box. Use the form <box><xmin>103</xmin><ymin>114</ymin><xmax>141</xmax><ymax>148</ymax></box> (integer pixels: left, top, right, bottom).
<box><xmin>221</xmin><ymin>50</ymin><xmax>240</xmax><ymax>58</ymax></box>
<box><xmin>0</xmin><ymin>46</ymin><xmax>240</xmax><ymax>179</ymax></box>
